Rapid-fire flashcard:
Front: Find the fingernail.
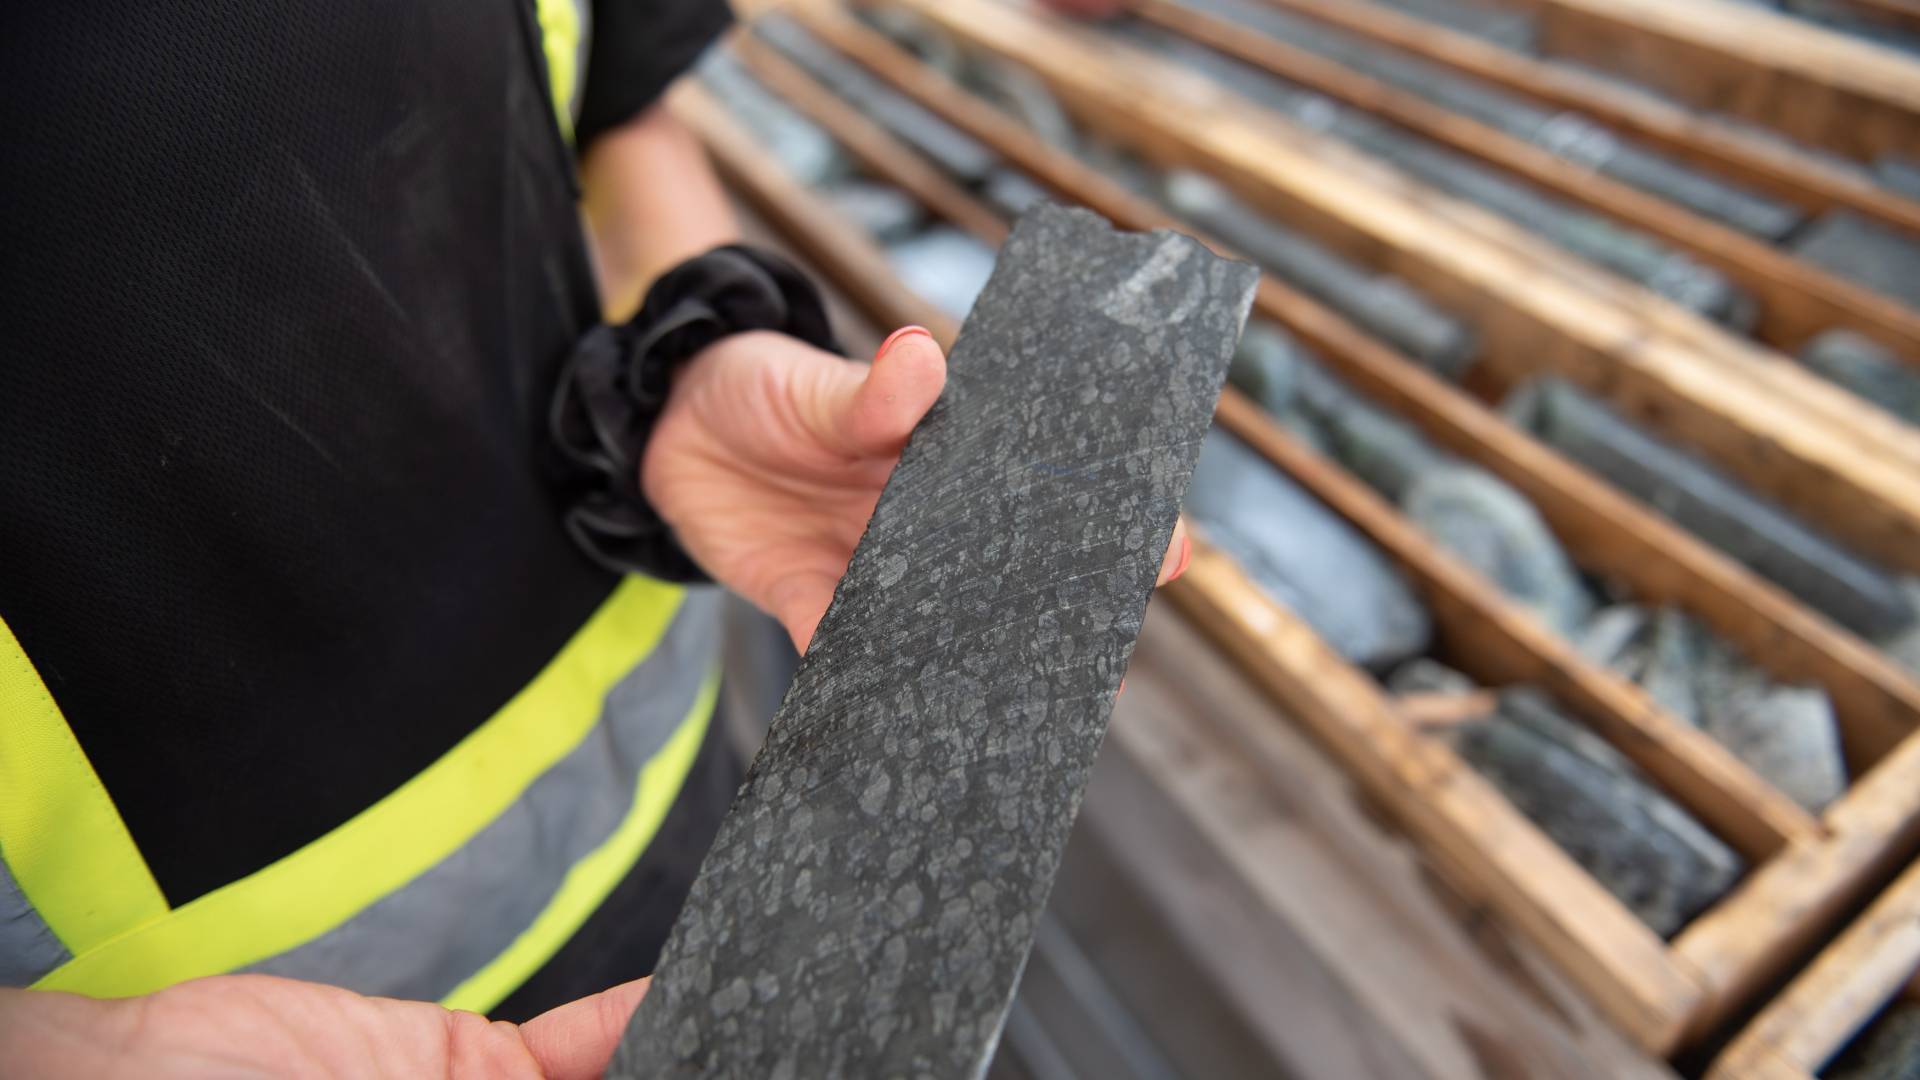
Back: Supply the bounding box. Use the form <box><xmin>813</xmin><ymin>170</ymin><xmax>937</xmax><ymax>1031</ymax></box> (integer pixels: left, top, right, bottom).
<box><xmin>1169</xmin><ymin>534</ymin><xmax>1192</xmax><ymax>582</ymax></box>
<box><xmin>875</xmin><ymin>325</ymin><xmax>932</xmax><ymax>361</ymax></box>
<box><xmin>1118</xmin><ymin>677</ymin><xmax>1127</xmax><ymax>695</ymax></box>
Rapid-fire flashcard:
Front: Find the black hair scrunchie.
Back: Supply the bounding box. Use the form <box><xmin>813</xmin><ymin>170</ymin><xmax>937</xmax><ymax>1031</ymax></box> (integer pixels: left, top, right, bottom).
<box><xmin>549</xmin><ymin>244</ymin><xmax>841</xmax><ymax>579</ymax></box>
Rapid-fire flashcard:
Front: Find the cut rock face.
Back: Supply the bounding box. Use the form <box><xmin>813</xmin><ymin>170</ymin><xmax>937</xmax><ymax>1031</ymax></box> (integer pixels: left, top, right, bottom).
<box><xmin>1187</xmin><ymin>429</ymin><xmax>1433</xmax><ymax>670</ymax></box>
<box><xmin>1448</xmin><ymin>689</ymin><xmax>1744</xmax><ymax>937</ymax></box>
<box><xmin>610</xmin><ymin>204</ymin><xmax>1257</xmax><ymax>1080</ymax></box>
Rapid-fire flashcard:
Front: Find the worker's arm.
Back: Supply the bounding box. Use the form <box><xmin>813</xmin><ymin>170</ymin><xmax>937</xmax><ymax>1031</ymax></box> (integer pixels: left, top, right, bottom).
<box><xmin>580</xmin><ymin>102</ymin><xmax>741</xmax><ymax>322</ymax></box>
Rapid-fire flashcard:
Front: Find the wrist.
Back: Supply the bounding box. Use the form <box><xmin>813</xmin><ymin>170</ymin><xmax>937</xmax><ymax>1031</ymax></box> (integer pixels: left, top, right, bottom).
<box><xmin>548</xmin><ymin>247</ymin><xmax>839</xmax><ymax>579</ymax></box>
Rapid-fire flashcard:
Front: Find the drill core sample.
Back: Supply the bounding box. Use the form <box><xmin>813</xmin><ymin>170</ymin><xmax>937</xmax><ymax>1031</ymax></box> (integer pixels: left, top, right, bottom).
<box><xmin>609</xmin><ymin>203</ymin><xmax>1257</xmax><ymax>1079</ymax></box>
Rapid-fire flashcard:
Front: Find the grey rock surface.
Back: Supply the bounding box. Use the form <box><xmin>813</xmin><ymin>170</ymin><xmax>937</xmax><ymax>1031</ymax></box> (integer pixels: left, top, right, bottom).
<box><xmin>1878</xmin><ymin>156</ymin><xmax>1920</xmax><ymax>202</ymax></box>
<box><xmin>1508</xmin><ymin>378</ymin><xmax>1917</xmax><ymax>637</ymax></box>
<box><xmin>1187</xmin><ymin>429</ymin><xmax>1433</xmax><ymax>669</ymax></box>
<box><xmin>1164</xmin><ymin>171</ymin><xmax>1478</xmax><ymax>376</ymax></box>
<box><xmin>888</xmin><ymin>228</ymin><xmax>1001</xmax><ymax>320</ymax></box>
<box><xmin>698</xmin><ymin>51</ymin><xmax>846</xmax><ymax>188</ymax></box>
<box><xmin>1799</xmin><ymin>329</ymin><xmax>1920</xmax><ymax>426</ymax></box>
<box><xmin>610</xmin><ymin>204</ymin><xmax>1257</xmax><ymax>1080</ymax></box>
<box><xmin>1448</xmin><ymin>689</ymin><xmax>1744</xmax><ymax>937</ymax></box>
<box><xmin>1403</xmin><ymin>465</ymin><xmax>1595</xmax><ymax>636</ymax></box>
<box><xmin>1790</xmin><ymin>210</ymin><xmax>1920</xmax><ymax>309</ymax></box>
<box><xmin>757</xmin><ymin>16</ymin><xmax>999</xmax><ymax>184</ymax></box>
<box><xmin>1827</xmin><ymin>1001</ymin><xmax>1920</xmax><ymax>1080</ymax></box>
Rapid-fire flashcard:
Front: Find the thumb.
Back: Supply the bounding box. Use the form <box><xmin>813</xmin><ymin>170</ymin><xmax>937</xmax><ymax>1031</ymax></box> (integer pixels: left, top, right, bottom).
<box><xmin>516</xmin><ymin>976</ymin><xmax>651</xmax><ymax>1080</ymax></box>
<box><xmin>831</xmin><ymin>326</ymin><xmax>948</xmax><ymax>457</ymax></box>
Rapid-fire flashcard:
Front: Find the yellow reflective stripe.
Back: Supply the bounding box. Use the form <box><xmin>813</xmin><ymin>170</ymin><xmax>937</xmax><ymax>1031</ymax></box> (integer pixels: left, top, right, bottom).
<box><xmin>35</xmin><ymin>576</ymin><xmax>684</xmax><ymax>998</ymax></box>
<box><xmin>441</xmin><ymin>671</ymin><xmax>717</xmax><ymax>1014</ymax></box>
<box><xmin>0</xmin><ymin>615</ymin><xmax>168</xmax><ymax>956</ymax></box>
<box><xmin>535</xmin><ymin>0</ymin><xmax>583</xmax><ymax>140</ymax></box>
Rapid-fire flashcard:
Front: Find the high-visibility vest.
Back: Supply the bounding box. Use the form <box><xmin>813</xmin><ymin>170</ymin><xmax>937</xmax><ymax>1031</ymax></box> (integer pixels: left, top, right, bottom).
<box><xmin>0</xmin><ymin>586</ymin><xmax>716</xmax><ymax>1010</ymax></box>
<box><xmin>0</xmin><ymin>0</ymin><xmax>720</xmax><ymax>1009</ymax></box>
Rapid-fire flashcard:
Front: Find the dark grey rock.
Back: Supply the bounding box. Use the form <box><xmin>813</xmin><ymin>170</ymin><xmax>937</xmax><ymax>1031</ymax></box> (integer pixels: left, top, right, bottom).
<box><xmin>1449</xmin><ymin>689</ymin><xmax>1744</xmax><ymax>937</ymax></box>
<box><xmin>1637</xmin><ymin>608</ymin><xmax>1703</xmax><ymax>728</ymax></box>
<box><xmin>1799</xmin><ymin>329</ymin><xmax>1920</xmax><ymax>426</ymax></box>
<box><xmin>757</xmin><ymin>16</ymin><xmax>999</xmax><ymax>184</ymax></box>
<box><xmin>887</xmin><ymin>228</ymin><xmax>1001</xmax><ymax>320</ymax></box>
<box><xmin>1790</xmin><ymin>211</ymin><xmax>1920</xmax><ymax>309</ymax></box>
<box><xmin>1577</xmin><ymin>604</ymin><xmax>1651</xmax><ymax>668</ymax></box>
<box><xmin>1295</xmin><ymin>364</ymin><xmax>1448</xmax><ymax>502</ymax></box>
<box><xmin>826</xmin><ymin>180</ymin><xmax>925</xmax><ymax>243</ymax></box>
<box><xmin>983</xmin><ymin>170</ymin><xmax>1053</xmax><ymax>221</ymax></box>
<box><xmin>1366</xmin><ymin>0</ymin><xmax>1538</xmax><ymax>52</ymax></box>
<box><xmin>1164</xmin><ymin>171</ymin><xmax>1478</xmax><ymax>376</ymax></box>
<box><xmin>1826</xmin><ymin>1001</ymin><xmax>1920</xmax><ymax>1080</ymax></box>
<box><xmin>1226</xmin><ymin>320</ymin><xmax>1310</xmax><ymax>416</ymax></box>
<box><xmin>963</xmin><ymin>59</ymin><xmax>1079</xmax><ymax>153</ymax></box>
<box><xmin>853</xmin><ymin>4</ymin><xmax>967</xmax><ymax>79</ymax></box>
<box><xmin>1187</xmin><ymin>429</ymin><xmax>1433</xmax><ymax>669</ymax></box>
<box><xmin>1877</xmin><ymin>156</ymin><xmax>1920</xmax><ymax>202</ymax></box>
<box><xmin>1878</xmin><ymin>580</ymin><xmax>1920</xmax><ymax>678</ymax></box>
<box><xmin>1403</xmin><ymin>465</ymin><xmax>1594</xmax><ymax>636</ymax></box>
<box><xmin>1507</xmin><ymin>378</ymin><xmax>1917</xmax><ymax>637</ymax></box>
<box><xmin>610</xmin><ymin>204</ymin><xmax>1257</xmax><ymax>1080</ymax></box>
<box><xmin>1385</xmin><ymin>657</ymin><xmax>1479</xmax><ymax>695</ymax></box>
<box><xmin>699</xmin><ymin>50</ymin><xmax>847</xmax><ymax>188</ymax></box>
<box><xmin>1581</xmin><ymin>605</ymin><xmax>1849</xmax><ymax>811</ymax></box>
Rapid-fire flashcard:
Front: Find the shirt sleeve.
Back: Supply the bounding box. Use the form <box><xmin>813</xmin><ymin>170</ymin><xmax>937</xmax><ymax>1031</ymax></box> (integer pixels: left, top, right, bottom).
<box><xmin>575</xmin><ymin>0</ymin><xmax>735</xmax><ymax>151</ymax></box>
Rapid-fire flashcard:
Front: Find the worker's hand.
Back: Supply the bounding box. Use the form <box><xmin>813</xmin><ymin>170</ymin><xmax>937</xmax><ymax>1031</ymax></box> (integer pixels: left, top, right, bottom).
<box><xmin>0</xmin><ymin>974</ymin><xmax>649</xmax><ymax>1079</ymax></box>
<box><xmin>644</xmin><ymin>326</ymin><xmax>1192</xmax><ymax>651</ymax></box>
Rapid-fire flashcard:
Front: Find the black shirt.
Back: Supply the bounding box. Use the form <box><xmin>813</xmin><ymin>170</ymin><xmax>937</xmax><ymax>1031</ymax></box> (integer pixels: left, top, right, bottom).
<box><xmin>0</xmin><ymin>0</ymin><xmax>731</xmax><ymax>969</ymax></box>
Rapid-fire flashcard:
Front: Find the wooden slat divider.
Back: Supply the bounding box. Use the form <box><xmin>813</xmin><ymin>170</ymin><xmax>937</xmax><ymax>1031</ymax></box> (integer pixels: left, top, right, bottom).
<box><xmin>1250</xmin><ymin>0</ymin><xmax>1920</xmax><ymax>237</ymax></box>
<box><xmin>1498</xmin><ymin>0</ymin><xmax>1920</xmax><ymax>163</ymax></box>
<box><xmin>794</xmin><ymin>0</ymin><xmax>1920</xmax><ymax>772</ymax></box>
<box><xmin>874</xmin><ymin>0</ymin><xmax>1920</xmax><ymax>575</ymax></box>
<box><xmin>1165</xmin><ymin>540</ymin><xmax>1704</xmax><ymax>1055</ymax></box>
<box><xmin>1706</xmin><ymin>856</ymin><xmax>1920</xmax><ymax>1078</ymax></box>
<box><xmin>1134</xmin><ymin>0</ymin><xmax>1920</xmax><ymax>364</ymax></box>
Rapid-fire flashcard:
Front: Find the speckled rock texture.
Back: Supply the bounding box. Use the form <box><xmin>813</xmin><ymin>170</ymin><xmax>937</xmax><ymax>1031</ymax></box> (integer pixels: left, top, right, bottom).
<box><xmin>609</xmin><ymin>204</ymin><xmax>1256</xmax><ymax>1079</ymax></box>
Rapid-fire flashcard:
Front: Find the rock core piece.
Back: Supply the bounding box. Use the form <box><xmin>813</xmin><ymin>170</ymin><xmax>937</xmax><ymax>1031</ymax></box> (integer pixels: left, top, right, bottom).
<box><xmin>609</xmin><ymin>204</ymin><xmax>1257</xmax><ymax>1079</ymax></box>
